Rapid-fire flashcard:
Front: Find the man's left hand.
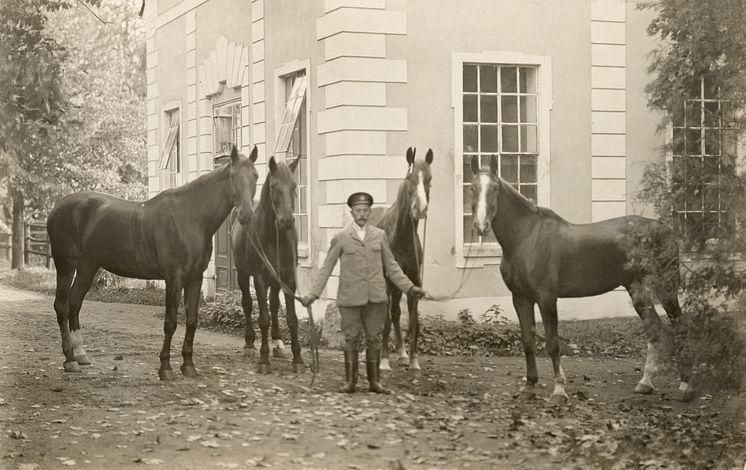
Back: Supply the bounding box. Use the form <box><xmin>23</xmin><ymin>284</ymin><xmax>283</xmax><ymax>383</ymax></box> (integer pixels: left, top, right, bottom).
<box><xmin>409</xmin><ymin>286</ymin><xmax>427</xmax><ymax>299</ymax></box>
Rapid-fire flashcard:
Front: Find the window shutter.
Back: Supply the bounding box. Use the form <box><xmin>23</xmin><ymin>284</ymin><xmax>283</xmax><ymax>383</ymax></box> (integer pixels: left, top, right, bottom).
<box><xmin>274</xmin><ymin>75</ymin><xmax>307</xmax><ymax>155</ymax></box>
<box><xmin>159</xmin><ymin>116</ymin><xmax>180</xmax><ymax>170</ymax></box>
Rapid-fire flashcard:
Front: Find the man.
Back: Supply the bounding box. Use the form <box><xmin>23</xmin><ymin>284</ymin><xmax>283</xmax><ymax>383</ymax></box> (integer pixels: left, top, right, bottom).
<box><xmin>301</xmin><ymin>192</ymin><xmax>427</xmax><ymax>394</ymax></box>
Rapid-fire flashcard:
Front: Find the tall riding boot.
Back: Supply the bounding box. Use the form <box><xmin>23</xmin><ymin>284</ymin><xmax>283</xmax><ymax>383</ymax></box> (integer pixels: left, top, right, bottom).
<box><xmin>366</xmin><ymin>348</ymin><xmax>390</xmax><ymax>394</ymax></box>
<box><xmin>339</xmin><ymin>350</ymin><xmax>358</xmax><ymax>393</ymax></box>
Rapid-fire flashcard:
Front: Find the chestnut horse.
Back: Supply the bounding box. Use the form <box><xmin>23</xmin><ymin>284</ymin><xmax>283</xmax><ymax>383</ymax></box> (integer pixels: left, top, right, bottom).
<box><xmin>371</xmin><ymin>147</ymin><xmax>433</xmax><ymax>370</ymax></box>
<box><xmin>469</xmin><ymin>155</ymin><xmax>692</xmax><ymax>401</ymax></box>
<box><xmin>231</xmin><ymin>155</ymin><xmax>305</xmax><ymax>373</ymax></box>
<box><xmin>47</xmin><ymin>146</ymin><xmax>259</xmax><ymax>380</ymax></box>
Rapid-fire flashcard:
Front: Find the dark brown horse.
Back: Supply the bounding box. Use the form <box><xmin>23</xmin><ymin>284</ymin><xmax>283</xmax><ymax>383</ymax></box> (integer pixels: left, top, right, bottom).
<box><xmin>231</xmin><ymin>155</ymin><xmax>304</xmax><ymax>373</ymax></box>
<box><xmin>47</xmin><ymin>146</ymin><xmax>259</xmax><ymax>380</ymax></box>
<box><xmin>371</xmin><ymin>147</ymin><xmax>433</xmax><ymax>371</ymax></box>
<box><xmin>469</xmin><ymin>155</ymin><xmax>693</xmax><ymax>401</ymax></box>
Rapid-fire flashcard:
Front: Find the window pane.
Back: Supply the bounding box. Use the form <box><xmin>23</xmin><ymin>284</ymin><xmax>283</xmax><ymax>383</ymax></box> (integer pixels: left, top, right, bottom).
<box><xmin>463</xmin><ymin>94</ymin><xmax>478</xmax><ymax>122</ymax></box>
<box><xmin>704</xmin><ymin>129</ymin><xmax>720</xmax><ymax>155</ymax></box>
<box><xmin>463</xmin><ymin>65</ymin><xmax>478</xmax><ymax>93</ymax></box>
<box><xmin>463</xmin><ymin>215</ymin><xmax>475</xmax><ymax>241</ymax></box>
<box><xmin>463</xmin><ymin>154</ymin><xmax>477</xmax><ymax>182</ymax></box>
<box><xmin>685</xmin><ymin>129</ymin><xmax>701</xmax><ymax>155</ymax></box>
<box><xmin>520</xmin><ymin>96</ymin><xmax>537</xmax><ymax>123</ymax></box>
<box><xmin>480</xmin><ymin>95</ymin><xmax>498</xmax><ymax>123</ymax></box>
<box><xmin>685</xmin><ymin>101</ymin><xmax>701</xmax><ymax>127</ymax></box>
<box><xmin>703</xmin><ymin>157</ymin><xmax>719</xmax><ymax>184</ymax></box>
<box><xmin>501</xmin><ymin>96</ymin><xmax>518</xmax><ymax>122</ymax></box>
<box><xmin>672</xmin><ymin>127</ymin><xmax>685</xmax><ymax>155</ymax></box>
<box><xmin>479</xmin><ymin>65</ymin><xmax>498</xmax><ymax>93</ymax></box>
<box><xmin>703</xmin><ymin>186</ymin><xmax>720</xmax><ymax>211</ymax></box>
<box><xmin>464</xmin><ymin>125</ymin><xmax>478</xmax><ymax>152</ymax></box>
<box><xmin>501</xmin><ymin>67</ymin><xmax>517</xmax><ymax>93</ymax></box>
<box><xmin>704</xmin><ymin>101</ymin><xmax>720</xmax><ymax>127</ymax></box>
<box><xmin>481</xmin><ymin>125</ymin><xmax>498</xmax><ymax>152</ymax></box>
<box><xmin>502</xmin><ymin>126</ymin><xmax>519</xmax><ymax>152</ymax></box>
<box><xmin>521</xmin><ymin>125</ymin><xmax>538</xmax><ymax>153</ymax></box>
<box><xmin>703</xmin><ymin>78</ymin><xmax>718</xmax><ymax>99</ymax></box>
<box><xmin>686</xmin><ymin>185</ymin><xmax>702</xmax><ymax>211</ymax></box>
<box><xmin>519</xmin><ymin>67</ymin><xmax>536</xmax><ymax>93</ymax></box>
<box><xmin>520</xmin><ymin>155</ymin><xmax>537</xmax><ymax>183</ymax></box>
<box><xmin>463</xmin><ymin>185</ymin><xmax>472</xmax><ymax>213</ymax></box>
<box><xmin>501</xmin><ymin>154</ymin><xmax>518</xmax><ymax>183</ymax></box>
<box><xmin>520</xmin><ymin>184</ymin><xmax>537</xmax><ymax>202</ymax></box>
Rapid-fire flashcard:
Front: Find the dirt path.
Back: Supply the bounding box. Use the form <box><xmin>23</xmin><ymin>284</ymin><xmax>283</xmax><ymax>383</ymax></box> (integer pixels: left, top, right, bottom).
<box><xmin>1</xmin><ymin>285</ymin><xmax>744</xmax><ymax>470</ymax></box>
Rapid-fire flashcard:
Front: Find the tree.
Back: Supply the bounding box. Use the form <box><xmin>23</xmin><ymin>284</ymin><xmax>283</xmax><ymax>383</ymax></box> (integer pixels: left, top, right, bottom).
<box><xmin>634</xmin><ymin>0</ymin><xmax>746</xmax><ymax>391</ymax></box>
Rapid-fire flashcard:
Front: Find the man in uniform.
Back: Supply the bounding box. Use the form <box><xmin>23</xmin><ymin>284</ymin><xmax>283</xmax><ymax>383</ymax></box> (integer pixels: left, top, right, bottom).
<box><xmin>301</xmin><ymin>192</ymin><xmax>427</xmax><ymax>394</ymax></box>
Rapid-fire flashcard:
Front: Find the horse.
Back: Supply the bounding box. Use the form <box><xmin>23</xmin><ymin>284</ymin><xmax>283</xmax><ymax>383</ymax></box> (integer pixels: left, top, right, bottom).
<box><xmin>46</xmin><ymin>145</ymin><xmax>259</xmax><ymax>381</ymax></box>
<box><xmin>231</xmin><ymin>155</ymin><xmax>304</xmax><ymax>374</ymax></box>
<box><xmin>469</xmin><ymin>155</ymin><xmax>693</xmax><ymax>402</ymax></box>
<box><xmin>370</xmin><ymin>147</ymin><xmax>433</xmax><ymax>371</ymax></box>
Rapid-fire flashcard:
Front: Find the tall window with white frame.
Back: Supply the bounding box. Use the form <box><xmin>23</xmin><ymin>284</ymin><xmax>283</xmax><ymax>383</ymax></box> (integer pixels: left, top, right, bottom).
<box><xmin>159</xmin><ymin>108</ymin><xmax>180</xmax><ymax>189</ymax></box>
<box><xmin>214</xmin><ymin>101</ymin><xmax>241</xmax><ymax>156</ymax></box>
<box><xmin>275</xmin><ymin>71</ymin><xmax>308</xmax><ymax>251</ymax></box>
<box><xmin>461</xmin><ymin>64</ymin><xmax>539</xmax><ymax>244</ymax></box>
<box><xmin>671</xmin><ymin>76</ymin><xmax>739</xmax><ymax>240</ymax></box>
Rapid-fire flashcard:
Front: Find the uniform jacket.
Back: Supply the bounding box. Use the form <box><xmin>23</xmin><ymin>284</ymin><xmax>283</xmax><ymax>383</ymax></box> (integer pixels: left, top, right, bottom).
<box><xmin>310</xmin><ymin>223</ymin><xmax>414</xmax><ymax>306</ymax></box>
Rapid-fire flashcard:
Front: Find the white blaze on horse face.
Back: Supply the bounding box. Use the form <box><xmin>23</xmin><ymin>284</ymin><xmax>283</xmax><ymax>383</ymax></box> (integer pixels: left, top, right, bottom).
<box><xmin>415</xmin><ymin>171</ymin><xmax>428</xmax><ymax>218</ymax></box>
<box><xmin>475</xmin><ymin>174</ymin><xmax>491</xmax><ymax>234</ymax></box>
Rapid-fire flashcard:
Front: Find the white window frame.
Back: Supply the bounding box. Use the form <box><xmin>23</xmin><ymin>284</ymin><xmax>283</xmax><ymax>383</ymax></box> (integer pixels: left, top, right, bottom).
<box><xmin>274</xmin><ymin>59</ymin><xmax>312</xmax><ymax>264</ymax></box>
<box><xmin>213</xmin><ymin>99</ymin><xmax>242</xmax><ymax>157</ymax></box>
<box><xmin>452</xmin><ymin>52</ymin><xmax>552</xmax><ymax>267</ymax></box>
<box><xmin>159</xmin><ymin>102</ymin><xmax>182</xmax><ymax>189</ymax></box>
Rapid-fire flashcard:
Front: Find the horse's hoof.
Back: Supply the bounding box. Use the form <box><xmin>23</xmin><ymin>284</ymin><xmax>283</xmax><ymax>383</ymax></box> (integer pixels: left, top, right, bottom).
<box><xmin>243</xmin><ymin>348</ymin><xmax>256</xmax><ymax>358</ymax></box>
<box><xmin>409</xmin><ymin>358</ymin><xmax>421</xmax><ymax>371</ymax></box>
<box><xmin>379</xmin><ymin>358</ymin><xmax>392</xmax><ymax>371</ymax></box>
<box><xmin>272</xmin><ymin>347</ymin><xmax>289</xmax><ymax>359</ymax></box>
<box><xmin>634</xmin><ymin>382</ymin><xmax>654</xmax><ymax>395</ymax></box>
<box><xmin>181</xmin><ymin>365</ymin><xmax>198</xmax><ymax>378</ymax></box>
<box><xmin>678</xmin><ymin>389</ymin><xmax>696</xmax><ymax>402</ymax></box>
<box><xmin>159</xmin><ymin>369</ymin><xmax>175</xmax><ymax>381</ymax></box>
<box><xmin>292</xmin><ymin>363</ymin><xmax>305</xmax><ymax>373</ymax></box>
<box><xmin>516</xmin><ymin>387</ymin><xmax>537</xmax><ymax>401</ymax></box>
<box><xmin>75</xmin><ymin>355</ymin><xmax>91</xmax><ymax>366</ymax></box>
<box><xmin>257</xmin><ymin>363</ymin><xmax>272</xmax><ymax>374</ymax></box>
<box><xmin>63</xmin><ymin>361</ymin><xmax>81</xmax><ymax>373</ymax></box>
<box><xmin>551</xmin><ymin>392</ymin><xmax>569</xmax><ymax>404</ymax></box>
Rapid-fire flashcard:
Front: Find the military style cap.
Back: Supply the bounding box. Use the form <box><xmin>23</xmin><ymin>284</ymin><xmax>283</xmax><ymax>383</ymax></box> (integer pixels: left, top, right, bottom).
<box><xmin>347</xmin><ymin>192</ymin><xmax>374</xmax><ymax>207</ymax></box>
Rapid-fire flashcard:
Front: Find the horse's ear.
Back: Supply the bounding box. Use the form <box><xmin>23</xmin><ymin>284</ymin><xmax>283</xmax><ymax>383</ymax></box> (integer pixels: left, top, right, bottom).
<box><xmin>269</xmin><ymin>156</ymin><xmax>277</xmax><ymax>173</ymax></box>
<box><xmin>230</xmin><ymin>145</ymin><xmax>240</xmax><ymax>165</ymax></box>
<box><xmin>289</xmin><ymin>155</ymin><xmax>301</xmax><ymax>173</ymax></box>
<box><xmin>489</xmin><ymin>155</ymin><xmax>498</xmax><ymax>175</ymax></box>
<box><xmin>425</xmin><ymin>149</ymin><xmax>433</xmax><ymax>165</ymax></box>
<box><xmin>406</xmin><ymin>147</ymin><xmax>415</xmax><ymax>165</ymax></box>
<box><xmin>470</xmin><ymin>156</ymin><xmax>480</xmax><ymax>176</ymax></box>
<box><xmin>249</xmin><ymin>145</ymin><xmax>258</xmax><ymax>163</ymax></box>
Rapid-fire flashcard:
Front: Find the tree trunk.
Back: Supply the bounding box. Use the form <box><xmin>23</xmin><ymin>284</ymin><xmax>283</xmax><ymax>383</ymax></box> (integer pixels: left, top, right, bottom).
<box><xmin>10</xmin><ymin>189</ymin><xmax>24</xmax><ymax>270</ymax></box>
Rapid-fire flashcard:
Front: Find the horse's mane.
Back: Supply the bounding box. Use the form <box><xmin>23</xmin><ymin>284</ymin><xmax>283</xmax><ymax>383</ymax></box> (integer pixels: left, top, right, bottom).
<box><xmin>498</xmin><ymin>176</ymin><xmax>566</xmax><ymax>223</ymax></box>
<box><xmin>148</xmin><ymin>162</ymin><xmax>230</xmax><ymax>203</ymax></box>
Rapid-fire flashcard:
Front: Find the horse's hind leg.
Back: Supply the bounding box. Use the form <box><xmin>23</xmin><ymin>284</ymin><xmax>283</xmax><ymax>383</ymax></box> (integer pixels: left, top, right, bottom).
<box><xmin>659</xmin><ymin>292</ymin><xmax>694</xmax><ymax>400</ymax></box>
<box><xmin>406</xmin><ymin>293</ymin><xmax>421</xmax><ymax>370</ymax></box>
<box><xmin>67</xmin><ymin>262</ymin><xmax>98</xmax><ymax>369</ymax></box>
<box><xmin>391</xmin><ymin>288</ymin><xmax>407</xmax><ymax>365</ymax></box>
<box><xmin>627</xmin><ymin>284</ymin><xmax>664</xmax><ymax>395</ymax></box>
<box><xmin>254</xmin><ymin>277</ymin><xmax>271</xmax><ymax>374</ymax></box>
<box><xmin>269</xmin><ymin>285</ymin><xmax>288</xmax><ymax>359</ymax></box>
<box><xmin>513</xmin><ymin>295</ymin><xmax>539</xmax><ymax>398</ymax></box>
<box><xmin>159</xmin><ymin>277</ymin><xmax>184</xmax><ymax>381</ymax></box>
<box><xmin>237</xmin><ymin>270</ymin><xmax>256</xmax><ymax>357</ymax></box>
<box><xmin>180</xmin><ymin>275</ymin><xmax>202</xmax><ymax>378</ymax></box>
<box><xmin>53</xmin><ymin>258</ymin><xmax>78</xmax><ymax>371</ymax></box>
<box><xmin>537</xmin><ymin>295</ymin><xmax>568</xmax><ymax>402</ymax></box>
<box><xmin>283</xmin><ymin>283</ymin><xmax>305</xmax><ymax>373</ymax></box>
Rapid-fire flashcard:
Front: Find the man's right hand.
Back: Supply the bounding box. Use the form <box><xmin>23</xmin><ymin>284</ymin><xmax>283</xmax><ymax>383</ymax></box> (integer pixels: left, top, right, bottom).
<box><xmin>300</xmin><ymin>294</ymin><xmax>317</xmax><ymax>307</ymax></box>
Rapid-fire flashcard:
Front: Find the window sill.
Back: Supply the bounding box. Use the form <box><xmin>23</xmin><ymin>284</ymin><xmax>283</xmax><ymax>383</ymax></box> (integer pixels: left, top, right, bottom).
<box><xmin>456</xmin><ymin>243</ymin><xmax>503</xmax><ymax>268</ymax></box>
<box><xmin>297</xmin><ymin>244</ymin><xmax>311</xmax><ymax>267</ymax></box>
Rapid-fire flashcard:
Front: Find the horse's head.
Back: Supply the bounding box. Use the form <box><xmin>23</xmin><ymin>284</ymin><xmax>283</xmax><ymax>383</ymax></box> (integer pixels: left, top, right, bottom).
<box><xmin>229</xmin><ymin>145</ymin><xmax>259</xmax><ymax>226</ymax></box>
<box><xmin>470</xmin><ymin>155</ymin><xmax>499</xmax><ymax>236</ymax></box>
<box><xmin>404</xmin><ymin>147</ymin><xmax>434</xmax><ymax>220</ymax></box>
<box><xmin>267</xmin><ymin>155</ymin><xmax>300</xmax><ymax>231</ymax></box>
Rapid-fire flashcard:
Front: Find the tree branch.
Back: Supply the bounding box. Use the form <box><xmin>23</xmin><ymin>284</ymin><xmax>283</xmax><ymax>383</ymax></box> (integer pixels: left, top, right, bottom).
<box><xmin>77</xmin><ymin>0</ymin><xmax>110</xmax><ymax>25</ymax></box>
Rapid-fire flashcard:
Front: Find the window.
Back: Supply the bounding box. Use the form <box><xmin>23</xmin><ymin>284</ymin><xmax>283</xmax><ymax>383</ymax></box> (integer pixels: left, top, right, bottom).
<box><xmin>453</xmin><ymin>52</ymin><xmax>551</xmax><ymax>264</ymax></box>
<box><xmin>275</xmin><ymin>71</ymin><xmax>309</xmax><ymax>252</ymax></box>
<box><xmin>671</xmin><ymin>76</ymin><xmax>740</xmax><ymax>240</ymax></box>
<box><xmin>159</xmin><ymin>108</ymin><xmax>180</xmax><ymax>189</ymax></box>
<box><xmin>213</xmin><ymin>101</ymin><xmax>241</xmax><ymax>156</ymax></box>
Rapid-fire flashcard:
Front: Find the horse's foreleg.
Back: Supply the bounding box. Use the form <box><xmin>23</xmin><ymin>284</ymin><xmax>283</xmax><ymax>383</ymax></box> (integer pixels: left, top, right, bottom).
<box><xmin>628</xmin><ymin>284</ymin><xmax>664</xmax><ymax>395</ymax></box>
<box><xmin>390</xmin><ymin>289</ymin><xmax>406</xmax><ymax>365</ymax></box>
<box><xmin>269</xmin><ymin>285</ymin><xmax>287</xmax><ymax>358</ymax></box>
<box><xmin>66</xmin><ymin>263</ymin><xmax>98</xmax><ymax>370</ymax></box>
<box><xmin>283</xmin><ymin>286</ymin><xmax>305</xmax><ymax>373</ymax></box>
<box><xmin>53</xmin><ymin>261</ymin><xmax>77</xmax><ymax>371</ymax></box>
<box><xmin>406</xmin><ymin>294</ymin><xmax>421</xmax><ymax>370</ymax></box>
<box><xmin>538</xmin><ymin>296</ymin><xmax>567</xmax><ymax>402</ymax></box>
<box><xmin>513</xmin><ymin>295</ymin><xmax>538</xmax><ymax>397</ymax></box>
<box><xmin>159</xmin><ymin>278</ymin><xmax>183</xmax><ymax>381</ymax></box>
<box><xmin>180</xmin><ymin>276</ymin><xmax>202</xmax><ymax>378</ymax></box>
<box><xmin>380</xmin><ymin>296</ymin><xmax>393</xmax><ymax>371</ymax></box>
<box><xmin>660</xmin><ymin>294</ymin><xmax>694</xmax><ymax>401</ymax></box>
<box><xmin>254</xmin><ymin>277</ymin><xmax>271</xmax><ymax>374</ymax></box>
<box><xmin>237</xmin><ymin>270</ymin><xmax>255</xmax><ymax>357</ymax></box>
